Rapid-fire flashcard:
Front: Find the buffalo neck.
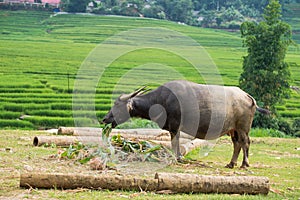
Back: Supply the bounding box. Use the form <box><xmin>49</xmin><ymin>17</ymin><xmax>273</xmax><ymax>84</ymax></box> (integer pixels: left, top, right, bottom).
<box><xmin>129</xmin><ymin>93</ymin><xmax>157</xmax><ymax>120</ymax></box>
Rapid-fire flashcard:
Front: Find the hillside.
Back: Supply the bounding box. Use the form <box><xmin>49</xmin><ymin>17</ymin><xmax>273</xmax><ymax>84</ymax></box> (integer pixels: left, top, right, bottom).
<box><xmin>0</xmin><ymin>10</ymin><xmax>299</xmax><ymax>129</ymax></box>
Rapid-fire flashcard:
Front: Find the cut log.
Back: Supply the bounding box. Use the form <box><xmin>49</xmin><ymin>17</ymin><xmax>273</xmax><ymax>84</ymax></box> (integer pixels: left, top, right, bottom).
<box><xmin>149</xmin><ymin>139</ymin><xmax>212</xmax><ymax>156</ymax></box>
<box><xmin>180</xmin><ymin>139</ymin><xmax>214</xmax><ymax>156</ymax></box>
<box><xmin>155</xmin><ymin>172</ymin><xmax>269</xmax><ymax>195</ymax></box>
<box><xmin>20</xmin><ymin>172</ymin><xmax>157</xmax><ymax>191</ymax></box>
<box><xmin>33</xmin><ymin>136</ymin><xmax>102</xmax><ymax>147</ymax></box>
<box><xmin>20</xmin><ymin>172</ymin><xmax>270</xmax><ymax>195</ymax></box>
<box><xmin>57</xmin><ymin>127</ymin><xmax>195</xmax><ymax>140</ymax></box>
<box><xmin>118</xmin><ymin>134</ymin><xmax>171</xmax><ymax>141</ymax></box>
<box><xmin>58</xmin><ymin>127</ymin><xmax>101</xmax><ymax>136</ymax></box>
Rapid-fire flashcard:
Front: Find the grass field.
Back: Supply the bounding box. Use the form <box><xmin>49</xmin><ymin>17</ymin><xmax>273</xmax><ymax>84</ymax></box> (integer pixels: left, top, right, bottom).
<box><xmin>0</xmin><ymin>130</ymin><xmax>299</xmax><ymax>199</ymax></box>
<box><xmin>0</xmin><ymin>10</ymin><xmax>299</xmax><ymax>129</ymax></box>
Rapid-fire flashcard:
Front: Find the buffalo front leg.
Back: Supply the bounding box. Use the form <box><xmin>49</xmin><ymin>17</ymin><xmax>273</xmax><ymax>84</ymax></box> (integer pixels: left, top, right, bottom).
<box><xmin>226</xmin><ymin>130</ymin><xmax>241</xmax><ymax>168</ymax></box>
<box><xmin>170</xmin><ymin>131</ymin><xmax>182</xmax><ymax>161</ymax></box>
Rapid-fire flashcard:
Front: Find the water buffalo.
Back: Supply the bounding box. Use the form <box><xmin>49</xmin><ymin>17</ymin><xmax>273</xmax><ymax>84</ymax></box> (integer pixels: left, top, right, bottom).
<box><xmin>102</xmin><ymin>80</ymin><xmax>269</xmax><ymax>168</ymax></box>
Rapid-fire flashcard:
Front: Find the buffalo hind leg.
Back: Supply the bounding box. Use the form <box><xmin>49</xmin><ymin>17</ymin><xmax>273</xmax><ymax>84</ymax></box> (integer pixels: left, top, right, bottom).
<box><xmin>226</xmin><ymin>130</ymin><xmax>241</xmax><ymax>168</ymax></box>
<box><xmin>170</xmin><ymin>131</ymin><xmax>182</xmax><ymax>161</ymax></box>
<box><xmin>240</xmin><ymin>133</ymin><xmax>250</xmax><ymax>168</ymax></box>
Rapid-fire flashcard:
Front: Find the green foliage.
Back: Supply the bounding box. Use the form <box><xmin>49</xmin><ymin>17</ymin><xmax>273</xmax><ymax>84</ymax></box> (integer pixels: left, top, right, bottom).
<box><xmin>293</xmin><ymin>118</ymin><xmax>300</xmax><ymax>136</ymax></box>
<box><xmin>60</xmin><ymin>0</ymin><xmax>91</xmax><ymax>13</ymax></box>
<box><xmin>0</xmin><ymin>119</ymin><xmax>34</xmax><ymax>129</ymax></box>
<box><xmin>102</xmin><ymin>123</ymin><xmax>112</xmax><ymax>143</ymax></box>
<box><xmin>61</xmin><ymin>142</ymin><xmax>85</xmax><ymax>159</ymax></box>
<box><xmin>117</xmin><ymin>118</ymin><xmax>159</xmax><ymax>129</ymax></box>
<box><xmin>277</xmin><ymin>118</ymin><xmax>294</xmax><ymax>136</ymax></box>
<box><xmin>239</xmin><ymin>0</ymin><xmax>294</xmax><ymax>129</ymax></box>
<box><xmin>157</xmin><ymin>0</ymin><xmax>193</xmax><ymax>23</ymax></box>
<box><xmin>249</xmin><ymin>128</ymin><xmax>289</xmax><ymax>138</ymax></box>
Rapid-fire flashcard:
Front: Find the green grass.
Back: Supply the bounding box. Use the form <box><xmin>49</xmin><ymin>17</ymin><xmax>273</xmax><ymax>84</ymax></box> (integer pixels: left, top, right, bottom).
<box><xmin>0</xmin><ymin>130</ymin><xmax>299</xmax><ymax>199</ymax></box>
<box><xmin>0</xmin><ymin>10</ymin><xmax>299</xmax><ymax>129</ymax></box>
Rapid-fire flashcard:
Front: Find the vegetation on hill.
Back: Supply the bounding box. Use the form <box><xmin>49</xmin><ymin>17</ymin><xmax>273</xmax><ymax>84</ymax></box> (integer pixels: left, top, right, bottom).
<box><xmin>0</xmin><ymin>10</ymin><xmax>299</xmax><ymax>136</ymax></box>
<box><xmin>86</xmin><ymin>0</ymin><xmax>300</xmax><ymax>29</ymax></box>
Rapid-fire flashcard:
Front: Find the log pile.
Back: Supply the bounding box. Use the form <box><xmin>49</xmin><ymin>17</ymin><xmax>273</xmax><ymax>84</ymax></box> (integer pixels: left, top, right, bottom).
<box><xmin>29</xmin><ymin>128</ymin><xmax>270</xmax><ymax>195</ymax></box>
<box><xmin>20</xmin><ymin>172</ymin><xmax>270</xmax><ymax>195</ymax></box>
<box><xmin>34</xmin><ymin>127</ymin><xmax>213</xmax><ymax>156</ymax></box>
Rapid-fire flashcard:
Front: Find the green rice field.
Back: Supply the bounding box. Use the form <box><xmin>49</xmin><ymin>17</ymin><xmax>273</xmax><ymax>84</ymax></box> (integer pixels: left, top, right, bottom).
<box><xmin>0</xmin><ymin>10</ymin><xmax>299</xmax><ymax>129</ymax></box>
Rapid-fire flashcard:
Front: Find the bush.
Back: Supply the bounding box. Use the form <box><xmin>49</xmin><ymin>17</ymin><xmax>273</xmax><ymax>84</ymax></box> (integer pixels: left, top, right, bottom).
<box><xmin>278</xmin><ymin>119</ymin><xmax>294</xmax><ymax>136</ymax></box>
<box><xmin>252</xmin><ymin>113</ymin><xmax>279</xmax><ymax>130</ymax></box>
<box><xmin>293</xmin><ymin>118</ymin><xmax>300</xmax><ymax>137</ymax></box>
<box><xmin>252</xmin><ymin>114</ymin><xmax>295</xmax><ymax>136</ymax></box>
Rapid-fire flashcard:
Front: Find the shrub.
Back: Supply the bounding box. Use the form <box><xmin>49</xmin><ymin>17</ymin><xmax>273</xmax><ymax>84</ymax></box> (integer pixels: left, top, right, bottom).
<box><xmin>278</xmin><ymin>119</ymin><xmax>294</xmax><ymax>136</ymax></box>
<box><xmin>293</xmin><ymin>118</ymin><xmax>300</xmax><ymax>137</ymax></box>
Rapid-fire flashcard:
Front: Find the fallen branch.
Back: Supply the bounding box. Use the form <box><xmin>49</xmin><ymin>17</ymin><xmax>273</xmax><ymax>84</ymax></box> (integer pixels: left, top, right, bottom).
<box><xmin>20</xmin><ymin>172</ymin><xmax>269</xmax><ymax>195</ymax></box>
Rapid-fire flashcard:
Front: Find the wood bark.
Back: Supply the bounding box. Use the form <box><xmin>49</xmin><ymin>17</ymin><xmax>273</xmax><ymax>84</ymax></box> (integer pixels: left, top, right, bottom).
<box><xmin>179</xmin><ymin>139</ymin><xmax>213</xmax><ymax>155</ymax></box>
<box><xmin>154</xmin><ymin>173</ymin><xmax>269</xmax><ymax>195</ymax></box>
<box><xmin>33</xmin><ymin>136</ymin><xmax>103</xmax><ymax>147</ymax></box>
<box><xmin>20</xmin><ymin>172</ymin><xmax>157</xmax><ymax>191</ymax></box>
<box><xmin>57</xmin><ymin>127</ymin><xmax>194</xmax><ymax>140</ymax></box>
<box><xmin>20</xmin><ymin>172</ymin><xmax>269</xmax><ymax>195</ymax></box>
<box><xmin>149</xmin><ymin>139</ymin><xmax>212</xmax><ymax>156</ymax></box>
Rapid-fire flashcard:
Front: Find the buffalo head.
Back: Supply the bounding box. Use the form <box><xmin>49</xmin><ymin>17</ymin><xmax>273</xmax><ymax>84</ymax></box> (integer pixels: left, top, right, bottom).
<box><xmin>101</xmin><ymin>86</ymin><xmax>147</xmax><ymax>128</ymax></box>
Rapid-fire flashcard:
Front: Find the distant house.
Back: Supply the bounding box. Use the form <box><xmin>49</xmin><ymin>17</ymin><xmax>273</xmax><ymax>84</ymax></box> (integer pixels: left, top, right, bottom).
<box><xmin>2</xmin><ymin>0</ymin><xmax>60</xmax><ymax>7</ymax></box>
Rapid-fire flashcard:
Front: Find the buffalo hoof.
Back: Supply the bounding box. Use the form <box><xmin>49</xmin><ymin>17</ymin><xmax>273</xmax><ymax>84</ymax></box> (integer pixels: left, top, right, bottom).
<box><xmin>176</xmin><ymin>155</ymin><xmax>185</xmax><ymax>163</ymax></box>
<box><xmin>225</xmin><ymin>162</ymin><xmax>236</xmax><ymax>169</ymax></box>
<box><xmin>240</xmin><ymin>162</ymin><xmax>250</xmax><ymax>169</ymax></box>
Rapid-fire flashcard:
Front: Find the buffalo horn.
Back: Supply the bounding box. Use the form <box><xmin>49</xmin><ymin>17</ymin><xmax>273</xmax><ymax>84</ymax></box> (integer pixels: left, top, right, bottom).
<box><xmin>119</xmin><ymin>86</ymin><xmax>147</xmax><ymax>101</ymax></box>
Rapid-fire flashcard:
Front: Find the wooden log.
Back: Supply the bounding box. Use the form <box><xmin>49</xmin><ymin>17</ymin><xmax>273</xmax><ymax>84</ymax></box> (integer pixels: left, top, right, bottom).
<box><xmin>57</xmin><ymin>127</ymin><xmax>194</xmax><ymax>140</ymax></box>
<box><xmin>149</xmin><ymin>139</ymin><xmax>212</xmax><ymax>156</ymax></box>
<box><xmin>20</xmin><ymin>172</ymin><xmax>157</xmax><ymax>191</ymax></box>
<box><xmin>20</xmin><ymin>172</ymin><xmax>270</xmax><ymax>195</ymax></box>
<box><xmin>155</xmin><ymin>172</ymin><xmax>269</xmax><ymax>195</ymax></box>
<box><xmin>117</xmin><ymin>134</ymin><xmax>171</xmax><ymax>141</ymax></box>
<box><xmin>179</xmin><ymin>139</ymin><xmax>214</xmax><ymax>156</ymax></box>
<box><xmin>33</xmin><ymin>136</ymin><xmax>102</xmax><ymax>147</ymax></box>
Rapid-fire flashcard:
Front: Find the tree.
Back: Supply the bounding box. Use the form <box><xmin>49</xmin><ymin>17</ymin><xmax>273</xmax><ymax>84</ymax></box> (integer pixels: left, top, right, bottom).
<box><xmin>157</xmin><ymin>0</ymin><xmax>193</xmax><ymax>23</ymax></box>
<box><xmin>239</xmin><ymin>0</ymin><xmax>294</xmax><ymax>128</ymax></box>
<box><xmin>60</xmin><ymin>0</ymin><xmax>91</xmax><ymax>13</ymax></box>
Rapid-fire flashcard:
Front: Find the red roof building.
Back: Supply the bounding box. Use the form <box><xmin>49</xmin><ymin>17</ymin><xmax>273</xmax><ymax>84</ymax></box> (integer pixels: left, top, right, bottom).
<box><xmin>2</xmin><ymin>0</ymin><xmax>60</xmax><ymax>6</ymax></box>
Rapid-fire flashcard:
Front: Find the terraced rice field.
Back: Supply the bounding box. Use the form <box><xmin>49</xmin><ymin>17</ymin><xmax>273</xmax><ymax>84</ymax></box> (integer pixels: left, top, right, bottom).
<box><xmin>0</xmin><ymin>10</ymin><xmax>299</xmax><ymax>129</ymax></box>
